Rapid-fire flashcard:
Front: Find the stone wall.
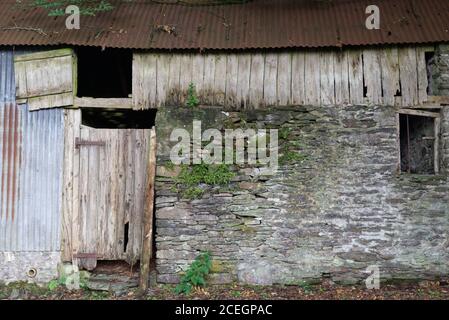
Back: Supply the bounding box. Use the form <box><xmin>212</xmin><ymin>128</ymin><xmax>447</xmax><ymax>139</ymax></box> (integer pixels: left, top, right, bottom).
<box><xmin>431</xmin><ymin>44</ymin><xmax>449</xmax><ymax>96</ymax></box>
<box><xmin>0</xmin><ymin>252</ymin><xmax>60</xmax><ymax>285</ymax></box>
<box><xmin>154</xmin><ymin>104</ymin><xmax>449</xmax><ymax>285</ymax></box>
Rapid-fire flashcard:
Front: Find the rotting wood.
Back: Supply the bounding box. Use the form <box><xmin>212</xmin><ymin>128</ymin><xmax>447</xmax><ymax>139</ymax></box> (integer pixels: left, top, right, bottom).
<box><xmin>139</xmin><ymin>126</ymin><xmax>157</xmax><ymax>293</ymax></box>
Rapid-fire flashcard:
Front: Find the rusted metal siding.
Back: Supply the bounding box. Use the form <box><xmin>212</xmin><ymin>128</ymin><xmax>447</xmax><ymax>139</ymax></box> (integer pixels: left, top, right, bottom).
<box><xmin>0</xmin><ymin>49</ymin><xmax>64</xmax><ymax>252</ymax></box>
<box><xmin>0</xmin><ymin>49</ymin><xmax>15</xmax><ymax>103</ymax></box>
<box><xmin>0</xmin><ymin>0</ymin><xmax>448</xmax><ymax>50</ymax></box>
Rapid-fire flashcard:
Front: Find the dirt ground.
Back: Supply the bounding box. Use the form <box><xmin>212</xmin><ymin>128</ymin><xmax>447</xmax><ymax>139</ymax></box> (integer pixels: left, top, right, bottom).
<box><xmin>1</xmin><ymin>280</ymin><xmax>449</xmax><ymax>300</ymax></box>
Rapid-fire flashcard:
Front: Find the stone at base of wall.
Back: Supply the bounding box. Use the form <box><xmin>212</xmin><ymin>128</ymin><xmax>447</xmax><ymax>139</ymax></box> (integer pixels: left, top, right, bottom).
<box><xmin>0</xmin><ymin>252</ymin><xmax>60</xmax><ymax>285</ymax></box>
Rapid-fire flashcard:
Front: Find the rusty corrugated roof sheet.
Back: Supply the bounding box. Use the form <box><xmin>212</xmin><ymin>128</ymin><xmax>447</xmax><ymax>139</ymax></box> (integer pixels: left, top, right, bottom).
<box><xmin>0</xmin><ymin>0</ymin><xmax>448</xmax><ymax>50</ymax></box>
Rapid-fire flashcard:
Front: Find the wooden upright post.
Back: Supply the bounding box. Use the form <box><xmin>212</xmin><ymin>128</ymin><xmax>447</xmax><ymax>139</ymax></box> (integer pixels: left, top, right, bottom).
<box><xmin>139</xmin><ymin>126</ymin><xmax>157</xmax><ymax>293</ymax></box>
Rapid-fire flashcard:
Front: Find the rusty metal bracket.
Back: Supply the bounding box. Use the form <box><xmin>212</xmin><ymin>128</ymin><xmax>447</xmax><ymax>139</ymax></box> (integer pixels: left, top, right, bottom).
<box><xmin>75</xmin><ymin>137</ymin><xmax>106</xmax><ymax>149</ymax></box>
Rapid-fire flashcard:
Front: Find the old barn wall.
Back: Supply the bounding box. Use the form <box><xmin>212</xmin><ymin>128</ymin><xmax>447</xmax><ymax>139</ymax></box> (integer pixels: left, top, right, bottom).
<box><xmin>133</xmin><ymin>45</ymin><xmax>434</xmax><ymax>109</ymax></box>
<box><xmin>154</xmin><ymin>105</ymin><xmax>449</xmax><ymax>285</ymax></box>
<box><xmin>0</xmin><ymin>49</ymin><xmax>64</xmax><ymax>284</ymax></box>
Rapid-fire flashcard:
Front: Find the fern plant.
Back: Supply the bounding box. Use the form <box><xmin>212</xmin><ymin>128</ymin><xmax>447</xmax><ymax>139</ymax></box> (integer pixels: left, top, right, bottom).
<box><xmin>175</xmin><ymin>251</ymin><xmax>212</xmax><ymax>295</ymax></box>
<box><xmin>186</xmin><ymin>82</ymin><xmax>200</xmax><ymax>108</ymax></box>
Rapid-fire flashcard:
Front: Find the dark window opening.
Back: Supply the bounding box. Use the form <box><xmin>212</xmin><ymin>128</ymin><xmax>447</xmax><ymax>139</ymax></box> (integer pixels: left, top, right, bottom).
<box><xmin>425</xmin><ymin>51</ymin><xmax>436</xmax><ymax>95</ymax></box>
<box><xmin>399</xmin><ymin>114</ymin><xmax>435</xmax><ymax>174</ymax></box>
<box><xmin>81</xmin><ymin>108</ymin><xmax>156</xmax><ymax>129</ymax></box>
<box><xmin>76</xmin><ymin>47</ymin><xmax>132</xmax><ymax>98</ymax></box>
<box><xmin>123</xmin><ymin>222</ymin><xmax>129</xmax><ymax>253</ymax></box>
<box><xmin>395</xmin><ymin>81</ymin><xmax>402</xmax><ymax>97</ymax></box>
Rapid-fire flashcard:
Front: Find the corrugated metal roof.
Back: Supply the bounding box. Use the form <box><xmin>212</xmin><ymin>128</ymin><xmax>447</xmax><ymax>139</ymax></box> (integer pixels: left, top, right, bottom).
<box><xmin>0</xmin><ymin>0</ymin><xmax>448</xmax><ymax>50</ymax></box>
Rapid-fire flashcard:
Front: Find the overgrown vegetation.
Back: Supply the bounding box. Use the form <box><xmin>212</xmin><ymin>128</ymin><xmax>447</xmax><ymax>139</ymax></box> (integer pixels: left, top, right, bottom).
<box><xmin>25</xmin><ymin>0</ymin><xmax>251</xmax><ymax>16</ymax></box>
<box><xmin>175</xmin><ymin>251</ymin><xmax>212</xmax><ymax>295</ymax></box>
<box><xmin>186</xmin><ymin>82</ymin><xmax>200</xmax><ymax>108</ymax></box>
<box><xmin>47</xmin><ymin>272</ymin><xmax>89</xmax><ymax>291</ymax></box>
<box><xmin>25</xmin><ymin>0</ymin><xmax>114</xmax><ymax>16</ymax></box>
<box><xmin>174</xmin><ymin>163</ymin><xmax>235</xmax><ymax>199</ymax></box>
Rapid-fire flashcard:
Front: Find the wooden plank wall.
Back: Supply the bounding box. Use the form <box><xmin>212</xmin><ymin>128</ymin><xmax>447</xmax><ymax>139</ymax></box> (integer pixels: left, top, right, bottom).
<box><xmin>14</xmin><ymin>49</ymin><xmax>76</xmax><ymax>111</ymax></box>
<box><xmin>62</xmin><ymin>109</ymin><xmax>150</xmax><ymax>266</ymax></box>
<box><xmin>132</xmin><ymin>46</ymin><xmax>434</xmax><ymax>110</ymax></box>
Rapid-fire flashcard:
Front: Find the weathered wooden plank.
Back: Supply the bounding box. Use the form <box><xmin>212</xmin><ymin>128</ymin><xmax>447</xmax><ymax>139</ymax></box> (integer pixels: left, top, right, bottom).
<box><xmin>417</xmin><ymin>46</ymin><xmax>435</xmax><ymax>104</ymax></box>
<box><xmin>14</xmin><ymin>48</ymin><xmax>73</xmax><ymax>62</ymax></box>
<box><xmin>380</xmin><ymin>47</ymin><xmax>400</xmax><ymax>106</ymax></box>
<box><xmin>131</xmin><ymin>130</ymin><xmax>146</xmax><ymax>261</ymax></box>
<box><xmin>179</xmin><ymin>54</ymin><xmax>193</xmax><ymax>105</ymax></box>
<box><xmin>27</xmin><ymin>92</ymin><xmax>74</xmax><ymax>111</ymax></box>
<box><xmin>363</xmin><ymin>49</ymin><xmax>382</xmax><ymax>105</ymax></box>
<box><xmin>264</xmin><ymin>53</ymin><xmax>278</xmax><ymax>106</ymax></box>
<box><xmin>398</xmin><ymin>47</ymin><xmax>419</xmax><ymax>106</ymax></box>
<box><xmin>203</xmin><ymin>54</ymin><xmax>216</xmax><ymax>105</ymax></box>
<box><xmin>191</xmin><ymin>54</ymin><xmax>205</xmax><ymax>103</ymax></box>
<box><xmin>214</xmin><ymin>54</ymin><xmax>227</xmax><ymax>106</ymax></box>
<box><xmin>14</xmin><ymin>50</ymin><xmax>75</xmax><ymax>110</ymax></box>
<box><xmin>348</xmin><ymin>50</ymin><xmax>364</xmax><ymax>104</ymax></box>
<box><xmin>156</xmin><ymin>54</ymin><xmax>170</xmax><ymax>107</ymax></box>
<box><xmin>77</xmin><ymin>126</ymin><xmax>97</xmax><ymax>269</ymax></box>
<box><xmin>96</xmin><ymin>130</ymin><xmax>107</xmax><ymax>257</ymax></box>
<box><xmin>114</xmin><ymin>130</ymin><xmax>126</xmax><ymax>258</ymax></box>
<box><xmin>304</xmin><ymin>51</ymin><xmax>321</xmax><ymax>105</ymax></box>
<box><xmin>237</xmin><ymin>54</ymin><xmax>251</xmax><ymax>109</ymax></box>
<box><xmin>105</xmin><ymin>130</ymin><xmax>119</xmax><ymax>258</ymax></box>
<box><xmin>167</xmin><ymin>54</ymin><xmax>181</xmax><ymax>105</ymax></box>
<box><xmin>124</xmin><ymin>130</ymin><xmax>136</xmax><ymax>262</ymax></box>
<box><xmin>75</xmin><ymin>97</ymin><xmax>132</xmax><ymax>109</ymax></box>
<box><xmin>334</xmin><ymin>50</ymin><xmax>350</xmax><ymax>104</ymax></box>
<box><xmin>398</xmin><ymin>108</ymin><xmax>440</xmax><ymax>118</ymax></box>
<box><xmin>249</xmin><ymin>53</ymin><xmax>265</xmax><ymax>109</ymax></box>
<box><xmin>61</xmin><ymin>109</ymin><xmax>77</xmax><ymax>261</ymax></box>
<box><xmin>320</xmin><ymin>51</ymin><xmax>335</xmax><ymax>105</ymax></box>
<box><xmin>139</xmin><ymin>126</ymin><xmax>157</xmax><ymax>293</ymax></box>
<box><xmin>291</xmin><ymin>52</ymin><xmax>306</xmax><ymax>105</ymax></box>
<box><xmin>225</xmin><ymin>54</ymin><xmax>239</xmax><ymax>108</ymax></box>
<box><xmin>132</xmin><ymin>53</ymin><xmax>144</xmax><ymax>108</ymax></box>
<box><xmin>71</xmin><ymin>110</ymin><xmax>81</xmax><ymax>265</ymax></box>
<box><xmin>132</xmin><ymin>54</ymin><xmax>157</xmax><ymax>109</ymax></box>
<box><xmin>277</xmin><ymin>52</ymin><xmax>292</xmax><ymax>106</ymax></box>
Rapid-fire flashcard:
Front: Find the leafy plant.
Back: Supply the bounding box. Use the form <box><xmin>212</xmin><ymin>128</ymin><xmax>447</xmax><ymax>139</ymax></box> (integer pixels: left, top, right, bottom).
<box><xmin>47</xmin><ymin>279</ymin><xmax>61</xmax><ymax>291</ymax></box>
<box><xmin>174</xmin><ymin>163</ymin><xmax>234</xmax><ymax>198</ymax></box>
<box><xmin>26</xmin><ymin>0</ymin><xmax>114</xmax><ymax>16</ymax></box>
<box><xmin>175</xmin><ymin>252</ymin><xmax>212</xmax><ymax>295</ymax></box>
<box><xmin>184</xmin><ymin>186</ymin><xmax>205</xmax><ymax>199</ymax></box>
<box><xmin>279</xmin><ymin>127</ymin><xmax>292</xmax><ymax>140</ymax></box>
<box><xmin>186</xmin><ymin>83</ymin><xmax>200</xmax><ymax>108</ymax></box>
<box><xmin>279</xmin><ymin>150</ymin><xmax>308</xmax><ymax>165</ymax></box>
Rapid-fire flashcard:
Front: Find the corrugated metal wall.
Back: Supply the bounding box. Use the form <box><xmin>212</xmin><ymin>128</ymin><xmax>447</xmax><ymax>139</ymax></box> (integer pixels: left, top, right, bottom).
<box><xmin>0</xmin><ymin>48</ymin><xmax>65</xmax><ymax>252</ymax></box>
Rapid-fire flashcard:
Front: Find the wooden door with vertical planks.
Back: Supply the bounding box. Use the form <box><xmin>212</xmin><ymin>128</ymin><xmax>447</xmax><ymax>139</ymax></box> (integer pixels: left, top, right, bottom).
<box><xmin>74</xmin><ymin>125</ymin><xmax>150</xmax><ymax>270</ymax></box>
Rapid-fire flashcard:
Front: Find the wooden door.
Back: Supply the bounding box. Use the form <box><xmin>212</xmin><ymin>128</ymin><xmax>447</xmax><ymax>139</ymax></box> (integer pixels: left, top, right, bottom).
<box><xmin>73</xmin><ymin>125</ymin><xmax>150</xmax><ymax>270</ymax></box>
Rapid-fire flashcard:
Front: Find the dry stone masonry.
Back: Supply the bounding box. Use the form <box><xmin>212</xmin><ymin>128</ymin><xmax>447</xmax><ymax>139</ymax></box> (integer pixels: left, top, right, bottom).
<box><xmin>155</xmin><ymin>104</ymin><xmax>449</xmax><ymax>285</ymax></box>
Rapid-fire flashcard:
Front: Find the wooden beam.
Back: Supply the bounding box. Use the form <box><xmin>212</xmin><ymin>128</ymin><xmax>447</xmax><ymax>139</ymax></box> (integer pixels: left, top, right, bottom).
<box><xmin>397</xmin><ymin>108</ymin><xmax>441</xmax><ymax>118</ymax></box>
<box><xmin>74</xmin><ymin>97</ymin><xmax>133</xmax><ymax>109</ymax></box>
<box><xmin>139</xmin><ymin>126</ymin><xmax>157</xmax><ymax>294</ymax></box>
<box><xmin>426</xmin><ymin>96</ymin><xmax>449</xmax><ymax>105</ymax></box>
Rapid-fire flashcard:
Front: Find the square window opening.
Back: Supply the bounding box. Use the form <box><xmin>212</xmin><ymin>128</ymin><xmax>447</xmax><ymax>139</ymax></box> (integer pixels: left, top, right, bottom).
<box><xmin>81</xmin><ymin>108</ymin><xmax>156</xmax><ymax>129</ymax></box>
<box><xmin>76</xmin><ymin>47</ymin><xmax>132</xmax><ymax>98</ymax></box>
<box><xmin>399</xmin><ymin>113</ymin><xmax>439</xmax><ymax>174</ymax></box>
